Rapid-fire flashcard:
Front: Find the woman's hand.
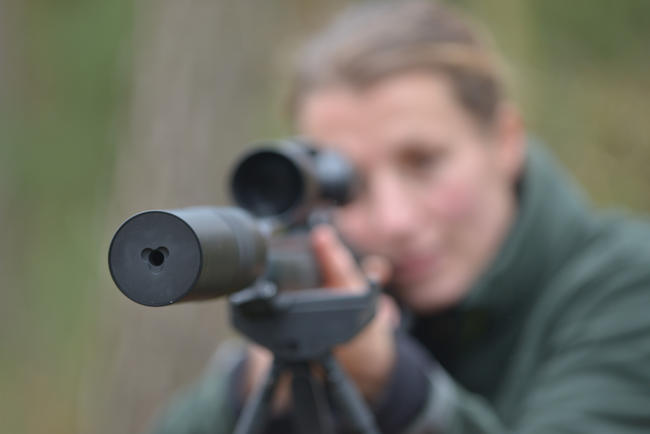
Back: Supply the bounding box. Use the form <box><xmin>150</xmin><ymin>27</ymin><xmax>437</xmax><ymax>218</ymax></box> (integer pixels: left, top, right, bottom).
<box><xmin>311</xmin><ymin>224</ymin><xmax>399</xmax><ymax>402</ymax></box>
<box><xmin>243</xmin><ymin>224</ymin><xmax>399</xmax><ymax>408</ymax></box>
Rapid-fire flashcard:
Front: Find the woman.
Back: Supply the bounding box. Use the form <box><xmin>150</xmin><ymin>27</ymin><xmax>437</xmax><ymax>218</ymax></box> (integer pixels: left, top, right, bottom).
<box><xmin>153</xmin><ymin>2</ymin><xmax>650</xmax><ymax>433</ymax></box>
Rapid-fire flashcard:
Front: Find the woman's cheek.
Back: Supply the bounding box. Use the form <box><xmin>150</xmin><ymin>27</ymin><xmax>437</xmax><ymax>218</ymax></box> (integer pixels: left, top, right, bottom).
<box><xmin>429</xmin><ymin>173</ymin><xmax>479</xmax><ymax>223</ymax></box>
<box><xmin>335</xmin><ymin>207</ymin><xmax>374</xmax><ymax>250</ymax></box>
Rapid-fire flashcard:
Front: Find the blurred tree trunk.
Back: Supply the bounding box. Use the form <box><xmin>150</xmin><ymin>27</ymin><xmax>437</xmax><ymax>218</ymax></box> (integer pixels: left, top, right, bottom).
<box><xmin>0</xmin><ymin>1</ymin><xmax>22</xmax><ymax>433</ymax></box>
<box><xmin>92</xmin><ymin>1</ymin><xmax>345</xmax><ymax>433</ymax></box>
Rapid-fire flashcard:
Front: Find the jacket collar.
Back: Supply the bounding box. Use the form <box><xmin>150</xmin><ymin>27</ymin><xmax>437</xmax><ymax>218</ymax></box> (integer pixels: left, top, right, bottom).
<box><xmin>457</xmin><ymin>141</ymin><xmax>592</xmax><ymax>320</ymax></box>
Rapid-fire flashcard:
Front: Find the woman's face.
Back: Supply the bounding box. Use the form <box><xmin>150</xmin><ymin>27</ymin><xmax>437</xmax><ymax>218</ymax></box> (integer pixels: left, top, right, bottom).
<box><xmin>298</xmin><ymin>72</ymin><xmax>524</xmax><ymax>312</ymax></box>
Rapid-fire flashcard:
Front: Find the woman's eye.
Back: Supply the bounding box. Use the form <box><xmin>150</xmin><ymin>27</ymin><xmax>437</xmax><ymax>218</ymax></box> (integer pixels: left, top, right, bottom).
<box><xmin>399</xmin><ymin>149</ymin><xmax>444</xmax><ymax>174</ymax></box>
<box><xmin>410</xmin><ymin>154</ymin><xmax>436</xmax><ymax>170</ymax></box>
<box><xmin>345</xmin><ymin>171</ymin><xmax>369</xmax><ymax>205</ymax></box>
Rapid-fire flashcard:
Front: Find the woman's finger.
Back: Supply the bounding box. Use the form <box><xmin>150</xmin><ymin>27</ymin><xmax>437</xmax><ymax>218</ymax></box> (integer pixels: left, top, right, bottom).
<box><xmin>311</xmin><ymin>224</ymin><xmax>365</xmax><ymax>291</ymax></box>
<box><xmin>361</xmin><ymin>255</ymin><xmax>392</xmax><ymax>286</ymax></box>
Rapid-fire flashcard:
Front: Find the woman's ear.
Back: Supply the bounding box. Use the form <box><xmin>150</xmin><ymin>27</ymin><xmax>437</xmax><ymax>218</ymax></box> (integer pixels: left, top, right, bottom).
<box><xmin>495</xmin><ymin>102</ymin><xmax>526</xmax><ymax>183</ymax></box>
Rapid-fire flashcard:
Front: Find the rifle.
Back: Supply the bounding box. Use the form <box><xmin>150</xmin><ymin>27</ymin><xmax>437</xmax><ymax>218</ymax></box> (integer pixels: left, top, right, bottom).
<box><xmin>108</xmin><ymin>138</ymin><xmax>380</xmax><ymax>434</ymax></box>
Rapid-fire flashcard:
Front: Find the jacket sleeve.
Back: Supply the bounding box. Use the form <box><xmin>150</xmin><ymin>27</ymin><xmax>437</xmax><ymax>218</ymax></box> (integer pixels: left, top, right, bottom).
<box><xmin>147</xmin><ymin>282</ymin><xmax>650</xmax><ymax>434</ymax></box>
<box><xmin>148</xmin><ymin>341</ymin><xmax>245</xmax><ymax>434</ymax></box>
<box><xmin>403</xmin><ymin>284</ymin><xmax>650</xmax><ymax>434</ymax></box>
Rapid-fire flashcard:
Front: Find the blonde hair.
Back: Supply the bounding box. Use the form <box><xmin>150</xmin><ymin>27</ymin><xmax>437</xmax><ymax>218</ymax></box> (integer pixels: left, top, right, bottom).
<box><xmin>290</xmin><ymin>0</ymin><xmax>506</xmax><ymax>127</ymax></box>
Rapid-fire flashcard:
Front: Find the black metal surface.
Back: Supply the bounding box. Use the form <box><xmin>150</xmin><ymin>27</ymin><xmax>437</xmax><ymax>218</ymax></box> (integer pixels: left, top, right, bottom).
<box><xmin>230</xmin><ymin>139</ymin><xmax>358</xmax><ymax>225</ymax></box>
<box><xmin>230</xmin><ymin>280</ymin><xmax>381</xmax><ymax>434</ymax></box>
<box><xmin>108</xmin><ymin>210</ymin><xmax>202</xmax><ymax>306</ymax></box>
<box><xmin>230</xmin><ymin>281</ymin><xmax>379</xmax><ymax>361</ymax></box>
<box><xmin>108</xmin><ymin>207</ymin><xmax>267</xmax><ymax>306</ymax></box>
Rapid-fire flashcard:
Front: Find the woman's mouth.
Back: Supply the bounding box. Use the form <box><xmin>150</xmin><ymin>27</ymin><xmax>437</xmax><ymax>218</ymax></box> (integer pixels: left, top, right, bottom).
<box><xmin>393</xmin><ymin>251</ymin><xmax>440</xmax><ymax>284</ymax></box>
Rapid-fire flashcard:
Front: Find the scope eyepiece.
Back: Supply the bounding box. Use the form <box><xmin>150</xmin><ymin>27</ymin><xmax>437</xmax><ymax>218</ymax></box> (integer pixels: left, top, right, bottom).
<box><xmin>230</xmin><ymin>139</ymin><xmax>358</xmax><ymax>223</ymax></box>
<box><xmin>231</xmin><ymin>149</ymin><xmax>304</xmax><ymax>218</ymax></box>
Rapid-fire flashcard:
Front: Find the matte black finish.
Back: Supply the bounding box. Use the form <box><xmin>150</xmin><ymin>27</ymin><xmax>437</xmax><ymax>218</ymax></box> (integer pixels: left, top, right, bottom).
<box><xmin>230</xmin><ymin>139</ymin><xmax>358</xmax><ymax>224</ymax></box>
<box><xmin>314</xmin><ymin>148</ymin><xmax>359</xmax><ymax>206</ymax></box>
<box><xmin>108</xmin><ymin>207</ymin><xmax>267</xmax><ymax>306</ymax></box>
<box><xmin>231</xmin><ymin>150</ymin><xmax>305</xmax><ymax>218</ymax></box>
<box><xmin>230</xmin><ymin>283</ymin><xmax>378</xmax><ymax>361</ymax></box>
<box><xmin>108</xmin><ymin>139</ymin><xmax>376</xmax><ymax>432</ymax></box>
<box><xmin>231</xmin><ymin>280</ymin><xmax>381</xmax><ymax>434</ymax></box>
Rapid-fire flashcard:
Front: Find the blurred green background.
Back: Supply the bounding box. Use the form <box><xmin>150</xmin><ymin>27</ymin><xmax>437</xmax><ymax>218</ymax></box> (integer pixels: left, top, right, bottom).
<box><xmin>1</xmin><ymin>1</ymin><xmax>648</xmax><ymax>433</ymax></box>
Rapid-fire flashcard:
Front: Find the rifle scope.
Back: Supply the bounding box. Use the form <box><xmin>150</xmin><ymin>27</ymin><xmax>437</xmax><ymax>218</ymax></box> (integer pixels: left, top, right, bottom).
<box><xmin>108</xmin><ymin>139</ymin><xmax>357</xmax><ymax>306</ymax></box>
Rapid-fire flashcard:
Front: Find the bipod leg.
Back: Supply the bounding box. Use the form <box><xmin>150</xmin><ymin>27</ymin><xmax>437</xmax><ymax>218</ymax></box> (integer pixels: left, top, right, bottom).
<box><xmin>233</xmin><ymin>357</ymin><xmax>285</xmax><ymax>434</ymax></box>
<box><xmin>320</xmin><ymin>353</ymin><xmax>380</xmax><ymax>434</ymax></box>
<box><xmin>290</xmin><ymin>361</ymin><xmax>336</xmax><ymax>434</ymax></box>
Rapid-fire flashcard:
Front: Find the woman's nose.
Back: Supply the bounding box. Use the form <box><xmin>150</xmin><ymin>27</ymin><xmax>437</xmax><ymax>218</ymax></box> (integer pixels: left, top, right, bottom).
<box><xmin>368</xmin><ymin>173</ymin><xmax>417</xmax><ymax>241</ymax></box>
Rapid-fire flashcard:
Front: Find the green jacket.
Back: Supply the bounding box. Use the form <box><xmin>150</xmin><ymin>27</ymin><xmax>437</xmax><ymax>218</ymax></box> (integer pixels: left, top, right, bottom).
<box><xmin>150</xmin><ymin>143</ymin><xmax>650</xmax><ymax>433</ymax></box>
